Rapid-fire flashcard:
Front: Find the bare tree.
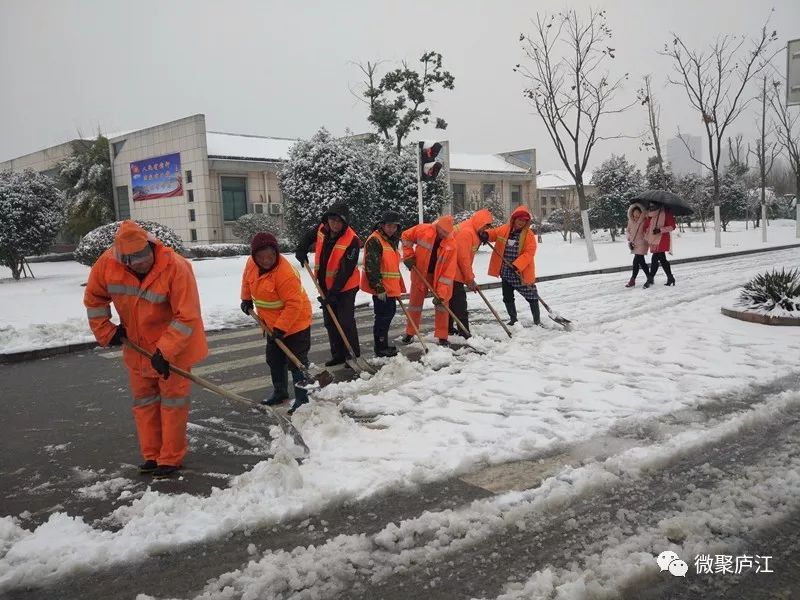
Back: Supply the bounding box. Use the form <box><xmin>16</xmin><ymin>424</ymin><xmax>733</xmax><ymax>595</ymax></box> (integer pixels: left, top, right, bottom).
<box><xmin>638</xmin><ymin>74</ymin><xmax>665</xmax><ymax>174</ymax></box>
<box><xmin>662</xmin><ymin>18</ymin><xmax>778</xmax><ymax>247</ymax></box>
<box><xmin>770</xmin><ymin>76</ymin><xmax>800</xmax><ymax>238</ymax></box>
<box><xmin>517</xmin><ymin>9</ymin><xmax>632</xmax><ymax>262</ymax></box>
<box><xmin>747</xmin><ymin>76</ymin><xmax>779</xmax><ymax>237</ymax></box>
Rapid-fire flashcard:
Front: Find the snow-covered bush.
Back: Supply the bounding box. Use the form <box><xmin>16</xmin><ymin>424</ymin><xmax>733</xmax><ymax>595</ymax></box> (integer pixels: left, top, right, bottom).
<box><xmin>188</xmin><ymin>244</ymin><xmax>249</xmax><ymax>258</ymax></box>
<box><xmin>232</xmin><ymin>213</ymin><xmax>291</xmax><ymax>250</ymax></box>
<box><xmin>590</xmin><ymin>155</ymin><xmax>643</xmax><ymax>240</ymax></box>
<box><xmin>279</xmin><ymin>129</ymin><xmax>447</xmax><ymax>241</ymax></box>
<box><xmin>74</xmin><ymin>220</ymin><xmax>186</xmax><ymax>266</ymax></box>
<box><xmin>0</xmin><ymin>169</ymin><xmax>66</xmax><ymax>279</ymax></box>
<box><xmin>738</xmin><ymin>269</ymin><xmax>800</xmax><ymax>313</ymax></box>
<box><xmin>453</xmin><ymin>191</ymin><xmax>505</xmax><ymax>225</ymax></box>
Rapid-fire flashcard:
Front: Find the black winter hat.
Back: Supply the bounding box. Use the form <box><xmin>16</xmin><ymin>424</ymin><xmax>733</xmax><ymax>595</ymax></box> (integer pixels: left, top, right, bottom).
<box><xmin>380</xmin><ymin>210</ymin><xmax>402</xmax><ymax>225</ymax></box>
<box><xmin>323</xmin><ymin>202</ymin><xmax>350</xmax><ymax>224</ymax></box>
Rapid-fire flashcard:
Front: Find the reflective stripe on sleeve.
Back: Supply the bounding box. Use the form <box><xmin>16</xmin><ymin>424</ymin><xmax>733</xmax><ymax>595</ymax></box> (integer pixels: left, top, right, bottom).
<box><xmin>438</xmin><ymin>277</ymin><xmax>453</xmax><ymax>286</ymax></box>
<box><xmin>416</xmin><ymin>240</ymin><xmax>433</xmax><ymax>250</ymax></box>
<box><xmin>86</xmin><ymin>306</ymin><xmax>112</xmax><ymax>319</ymax></box>
<box><xmin>169</xmin><ymin>320</ymin><xmax>193</xmax><ymax>336</ymax></box>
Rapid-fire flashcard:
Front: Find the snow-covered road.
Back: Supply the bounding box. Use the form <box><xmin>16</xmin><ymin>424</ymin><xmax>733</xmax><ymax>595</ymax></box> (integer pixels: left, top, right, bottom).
<box><xmin>1</xmin><ymin>246</ymin><xmax>799</xmax><ymax>598</ymax></box>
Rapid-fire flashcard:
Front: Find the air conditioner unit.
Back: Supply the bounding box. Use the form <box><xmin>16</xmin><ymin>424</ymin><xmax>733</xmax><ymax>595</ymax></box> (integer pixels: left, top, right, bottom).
<box><xmin>268</xmin><ymin>203</ymin><xmax>283</xmax><ymax>216</ymax></box>
<box><xmin>252</xmin><ymin>203</ymin><xmax>267</xmax><ymax>214</ymax></box>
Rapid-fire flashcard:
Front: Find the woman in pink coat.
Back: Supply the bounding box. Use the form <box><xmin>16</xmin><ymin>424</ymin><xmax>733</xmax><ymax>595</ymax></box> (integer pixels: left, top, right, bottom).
<box><xmin>625</xmin><ymin>202</ymin><xmax>650</xmax><ymax>287</ymax></box>
<box><xmin>642</xmin><ymin>201</ymin><xmax>676</xmax><ymax>288</ymax></box>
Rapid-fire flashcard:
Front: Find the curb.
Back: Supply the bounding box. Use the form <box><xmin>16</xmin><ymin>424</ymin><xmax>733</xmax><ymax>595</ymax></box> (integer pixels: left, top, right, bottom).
<box><xmin>720</xmin><ymin>307</ymin><xmax>800</xmax><ymax>326</ymax></box>
<box><xmin>3</xmin><ymin>241</ymin><xmax>799</xmax><ymax>364</ymax></box>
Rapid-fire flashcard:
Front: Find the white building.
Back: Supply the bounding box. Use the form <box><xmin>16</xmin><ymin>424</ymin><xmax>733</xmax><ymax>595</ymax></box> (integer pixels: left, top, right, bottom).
<box><xmin>666</xmin><ymin>135</ymin><xmax>703</xmax><ymax>176</ymax></box>
<box><xmin>2</xmin><ymin>114</ymin><xmax>537</xmax><ymax>244</ymax></box>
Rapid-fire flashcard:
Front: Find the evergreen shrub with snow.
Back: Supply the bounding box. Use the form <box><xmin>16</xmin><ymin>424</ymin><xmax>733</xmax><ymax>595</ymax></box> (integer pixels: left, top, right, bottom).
<box><xmin>590</xmin><ymin>155</ymin><xmax>643</xmax><ymax>240</ymax></box>
<box><xmin>738</xmin><ymin>269</ymin><xmax>800</xmax><ymax>313</ymax></box>
<box><xmin>279</xmin><ymin>129</ymin><xmax>448</xmax><ymax>241</ymax></box>
<box><xmin>232</xmin><ymin>213</ymin><xmax>292</xmax><ymax>251</ymax></box>
<box><xmin>188</xmin><ymin>244</ymin><xmax>249</xmax><ymax>258</ymax></box>
<box><xmin>0</xmin><ymin>169</ymin><xmax>66</xmax><ymax>280</ymax></box>
<box><xmin>74</xmin><ymin>220</ymin><xmax>186</xmax><ymax>266</ymax></box>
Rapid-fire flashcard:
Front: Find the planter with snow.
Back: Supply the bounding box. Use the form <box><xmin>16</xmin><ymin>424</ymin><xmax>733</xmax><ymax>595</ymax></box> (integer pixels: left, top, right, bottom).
<box><xmin>721</xmin><ymin>268</ymin><xmax>800</xmax><ymax>326</ymax></box>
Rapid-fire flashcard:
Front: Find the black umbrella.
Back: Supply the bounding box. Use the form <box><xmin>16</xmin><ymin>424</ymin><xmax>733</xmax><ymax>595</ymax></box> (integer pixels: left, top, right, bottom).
<box><xmin>631</xmin><ymin>189</ymin><xmax>693</xmax><ymax>216</ymax></box>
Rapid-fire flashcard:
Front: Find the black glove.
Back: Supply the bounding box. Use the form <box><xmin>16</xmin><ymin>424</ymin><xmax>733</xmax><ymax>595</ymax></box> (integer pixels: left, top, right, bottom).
<box><xmin>432</xmin><ymin>297</ymin><xmax>444</xmax><ymax>306</ymax></box>
<box><xmin>628</xmin><ymin>242</ymin><xmax>634</xmax><ymax>251</ymax></box>
<box><xmin>108</xmin><ymin>325</ymin><xmax>126</xmax><ymax>347</ymax></box>
<box><xmin>326</xmin><ymin>291</ymin><xmax>339</xmax><ymax>305</ymax></box>
<box><xmin>295</xmin><ymin>252</ymin><xmax>308</xmax><ymax>267</ymax></box>
<box><xmin>403</xmin><ymin>257</ymin><xmax>416</xmax><ymax>270</ymax></box>
<box><xmin>653</xmin><ymin>227</ymin><xmax>661</xmax><ymax>234</ymax></box>
<box><xmin>271</xmin><ymin>328</ymin><xmax>286</xmax><ymax>342</ymax></box>
<box><xmin>478</xmin><ymin>231</ymin><xmax>489</xmax><ymax>244</ymax></box>
<box><xmin>317</xmin><ymin>295</ymin><xmax>329</xmax><ymax>308</ymax></box>
<box><xmin>240</xmin><ymin>299</ymin><xmax>254</xmax><ymax>315</ymax></box>
<box><xmin>150</xmin><ymin>349</ymin><xmax>170</xmax><ymax>380</ymax></box>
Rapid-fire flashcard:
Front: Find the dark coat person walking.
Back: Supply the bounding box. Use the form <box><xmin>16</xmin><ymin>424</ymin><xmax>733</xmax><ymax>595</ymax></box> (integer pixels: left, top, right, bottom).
<box><xmin>360</xmin><ymin>211</ymin><xmax>406</xmax><ymax>357</ymax></box>
<box><xmin>295</xmin><ymin>203</ymin><xmax>362</xmax><ymax>366</ymax></box>
<box><xmin>625</xmin><ymin>202</ymin><xmax>650</xmax><ymax>288</ymax></box>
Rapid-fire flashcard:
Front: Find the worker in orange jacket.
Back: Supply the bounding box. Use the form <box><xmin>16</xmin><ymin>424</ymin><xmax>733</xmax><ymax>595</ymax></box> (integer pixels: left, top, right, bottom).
<box><xmin>451</xmin><ymin>208</ymin><xmax>493</xmax><ymax>336</ymax></box>
<box><xmin>480</xmin><ymin>205</ymin><xmax>540</xmax><ymax>325</ymax></box>
<box><xmin>84</xmin><ymin>221</ymin><xmax>208</xmax><ymax>479</ymax></box>
<box><xmin>241</xmin><ymin>232</ymin><xmax>313</xmax><ymax>415</ymax></box>
<box><xmin>360</xmin><ymin>210</ymin><xmax>407</xmax><ymax>357</ymax></box>
<box><xmin>400</xmin><ymin>215</ymin><xmax>458</xmax><ymax>347</ymax></box>
<box><xmin>295</xmin><ymin>203</ymin><xmax>361</xmax><ymax>367</ymax></box>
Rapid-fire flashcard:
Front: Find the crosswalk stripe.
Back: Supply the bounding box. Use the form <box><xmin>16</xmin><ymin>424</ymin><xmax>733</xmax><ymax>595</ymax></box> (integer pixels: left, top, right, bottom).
<box><xmin>194</xmin><ymin>355</ymin><xmax>264</xmax><ymax>376</ymax></box>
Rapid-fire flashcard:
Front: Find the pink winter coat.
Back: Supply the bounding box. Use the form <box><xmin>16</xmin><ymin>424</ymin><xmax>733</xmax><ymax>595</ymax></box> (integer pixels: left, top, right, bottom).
<box><xmin>643</xmin><ymin>208</ymin><xmax>676</xmax><ymax>253</ymax></box>
<box><xmin>626</xmin><ymin>203</ymin><xmax>649</xmax><ymax>255</ymax></box>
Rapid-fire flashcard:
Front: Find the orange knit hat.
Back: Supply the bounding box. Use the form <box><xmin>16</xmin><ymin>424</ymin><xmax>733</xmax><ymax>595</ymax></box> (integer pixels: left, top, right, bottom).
<box><xmin>115</xmin><ymin>220</ymin><xmax>149</xmax><ymax>255</ymax></box>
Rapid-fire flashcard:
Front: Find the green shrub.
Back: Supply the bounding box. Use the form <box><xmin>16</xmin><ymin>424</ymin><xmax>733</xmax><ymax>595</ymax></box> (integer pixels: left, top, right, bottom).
<box><xmin>738</xmin><ymin>268</ymin><xmax>800</xmax><ymax>312</ymax></box>
<box><xmin>74</xmin><ymin>220</ymin><xmax>185</xmax><ymax>266</ymax></box>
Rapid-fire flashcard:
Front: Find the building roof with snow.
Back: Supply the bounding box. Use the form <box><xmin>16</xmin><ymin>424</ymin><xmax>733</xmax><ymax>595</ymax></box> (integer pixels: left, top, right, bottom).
<box><xmin>205</xmin><ymin>131</ymin><xmax>299</xmax><ymax>162</ymax></box>
<box><xmin>449</xmin><ymin>153</ymin><xmax>529</xmax><ymax>174</ymax></box>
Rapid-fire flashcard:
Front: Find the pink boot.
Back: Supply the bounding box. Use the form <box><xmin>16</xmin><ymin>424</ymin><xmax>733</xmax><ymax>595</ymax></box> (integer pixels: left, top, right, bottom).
<box><xmin>624</xmin><ymin>278</ymin><xmax>636</xmax><ymax>288</ymax></box>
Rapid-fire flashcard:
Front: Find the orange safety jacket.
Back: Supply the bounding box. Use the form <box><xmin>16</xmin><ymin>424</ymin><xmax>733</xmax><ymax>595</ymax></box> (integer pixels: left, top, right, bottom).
<box><xmin>84</xmin><ymin>241</ymin><xmax>208</xmax><ymax>370</ymax></box>
<box><xmin>400</xmin><ymin>222</ymin><xmax>458</xmax><ymax>301</ymax></box>
<box><xmin>360</xmin><ymin>230</ymin><xmax>407</xmax><ymax>297</ymax></box>
<box><xmin>241</xmin><ymin>254</ymin><xmax>312</xmax><ymax>335</ymax></box>
<box><xmin>453</xmin><ymin>208</ymin><xmax>493</xmax><ymax>284</ymax></box>
<box><xmin>314</xmin><ymin>224</ymin><xmax>360</xmax><ymax>292</ymax></box>
<box><xmin>487</xmin><ymin>206</ymin><xmax>537</xmax><ymax>285</ymax></box>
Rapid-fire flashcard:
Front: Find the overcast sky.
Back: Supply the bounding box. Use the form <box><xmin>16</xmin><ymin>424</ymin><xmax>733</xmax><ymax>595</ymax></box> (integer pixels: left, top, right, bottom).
<box><xmin>1</xmin><ymin>0</ymin><xmax>798</xmax><ymax>172</ymax></box>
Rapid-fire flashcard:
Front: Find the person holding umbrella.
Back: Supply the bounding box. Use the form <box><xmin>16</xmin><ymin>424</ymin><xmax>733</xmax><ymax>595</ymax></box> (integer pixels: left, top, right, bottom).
<box><xmin>643</xmin><ymin>201</ymin><xmax>676</xmax><ymax>287</ymax></box>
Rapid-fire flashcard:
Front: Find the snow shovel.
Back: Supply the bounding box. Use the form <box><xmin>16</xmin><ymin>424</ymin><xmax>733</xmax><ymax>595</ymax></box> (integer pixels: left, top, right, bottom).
<box><xmin>410</xmin><ymin>265</ymin><xmax>486</xmax><ymax>355</ymax></box>
<box><xmin>302</xmin><ymin>263</ymin><xmax>377</xmax><ymax>374</ymax></box>
<box><xmin>474</xmin><ymin>285</ymin><xmax>513</xmax><ymax>338</ymax></box>
<box><xmin>123</xmin><ymin>338</ymin><xmax>310</xmax><ymax>458</ymax></box>
<box><xmin>397</xmin><ymin>297</ymin><xmax>428</xmax><ymax>353</ymax></box>
<box><xmin>247</xmin><ymin>310</ymin><xmax>333</xmax><ymax>389</ymax></box>
<box><xmin>485</xmin><ymin>241</ymin><xmax>572</xmax><ymax>329</ymax></box>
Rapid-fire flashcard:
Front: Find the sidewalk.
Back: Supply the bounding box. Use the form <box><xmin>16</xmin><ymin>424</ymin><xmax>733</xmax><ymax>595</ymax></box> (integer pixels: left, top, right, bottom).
<box><xmin>2</xmin><ymin>241</ymin><xmax>798</xmax><ymax>364</ymax></box>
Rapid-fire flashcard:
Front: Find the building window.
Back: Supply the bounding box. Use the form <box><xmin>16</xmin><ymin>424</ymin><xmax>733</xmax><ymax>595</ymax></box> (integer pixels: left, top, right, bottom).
<box><xmin>189</xmin><ymin>209</ymin><xmax>196</xmax><ymax>222</ymax></box>
<box><xmin>482</xmin><ymin>183</ymin><xmax>496</xmax><ymax>200</ymax></box>
<box><xmin>112</xmin><ymin>140</ymin><xmax>126</xmax><ymax>158</ymax></box>
<box><xmin>116</xmin><ymin>185</ymin><xmax>130</xmax><ymax>219</ymax></box>
<box><xmin>187</xmin><ymin>189</ymin><xmax>194</xmax><ymax>203</ymax></box>
<box><xmin>451</xmin><ymin>183</ymin><xmax>466</xmax><ymax>214</ymax></box>
<box><xmin>221</xmin><ymin>176</ymin><xmax>247</xmax><ymax>221</ymax></box>
<box><xmin>186</xmin><ymin>170</ymin><xmax>192</xmax><ymax>184</ymax></box>
<box><xmin>541</xmin><ymin>207</ymin><xmax>548</xmax><ymax>217</ymax></box>
<box><xmin>511</xmin><ymin>185</ymin><xmax>522</xmax><ymax>206</ymax></box>
<box><xmin>190</xmin><ymin>229</ymin><xmax>197</xmax><ymax>242</ymax></box>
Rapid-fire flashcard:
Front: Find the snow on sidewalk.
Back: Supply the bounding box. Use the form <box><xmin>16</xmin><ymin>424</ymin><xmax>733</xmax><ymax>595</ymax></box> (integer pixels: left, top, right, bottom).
<box><xmin>0</xmin><ymin>247</ymin><xmax>798</xmax><ymax>591</ymax></box>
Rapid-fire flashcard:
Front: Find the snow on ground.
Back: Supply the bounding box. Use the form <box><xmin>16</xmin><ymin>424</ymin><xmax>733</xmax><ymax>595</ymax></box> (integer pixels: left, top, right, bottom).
<box><xmin>0</xmin><ymin>243</ymin><xmax>799</xmax><ymax>592</ymax></box>
<box><xmin>0</xmin><ymin>220</ymin><xmax>797</xmax><ymax>354</ymax></box>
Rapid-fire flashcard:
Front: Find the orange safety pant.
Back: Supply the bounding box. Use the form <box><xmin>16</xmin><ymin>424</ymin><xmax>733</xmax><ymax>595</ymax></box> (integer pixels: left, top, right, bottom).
<box><xmin>405</xmin><ymin>272</ymin><xmax>450</xmax><ymax>340</ymax></box>
<box><xmin>127</xmin><ymin>368</ymin><xmax>192</xmax><ymax>467</ymax></box>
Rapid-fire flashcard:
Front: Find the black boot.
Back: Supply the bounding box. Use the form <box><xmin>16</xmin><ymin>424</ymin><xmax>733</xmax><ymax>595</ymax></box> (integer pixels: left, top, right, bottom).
<box><xmin>152</xmin><ymin>465</ymin><xmax>181</xmax><ymax>480</ymax></box>
<box><xmin>401</xmin><ymin>334</ymin><xmax>414</xmax><ymax>345</ymax></box>
<box><xmin>325</xmin><ymin>356</ymin><xmax>347</xmax><ymax>367</ymax></box>
<box><xmin>262</xmin><ymin>363</ymin><xmax>289</xmax><ymax>405</ymax></box>
<box><xmin>139</xmin><ymin>460</ymin><xmax>158</xmax><ymax>474</ymax></box>
<box><xmin>375</xmin><ymin>346</ymin><xmax>398</xmax><ymax>357</ymax></box>
<box><xmin>662</xmin><ymin>262</ymin><xmax>675</xmax><ymax>286</ymax></box>
<box><xmin>530</xmin><ymin>300</ymin><xmax>541</xmax><ymax>326</ymax></box>
<box><xmin>504</xmin><ymin>301</ymin><xmax>518</xmax><ymax>326</ymax></box>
